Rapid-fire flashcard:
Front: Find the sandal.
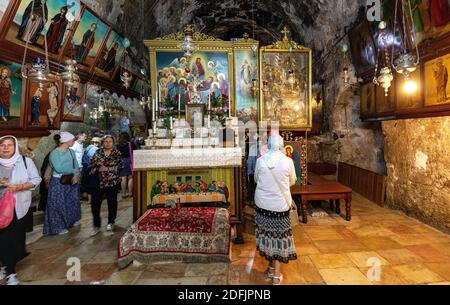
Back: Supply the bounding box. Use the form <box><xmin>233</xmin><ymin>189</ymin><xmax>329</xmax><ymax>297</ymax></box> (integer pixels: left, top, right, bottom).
<box><xmin>272</xmin><ymin>273</ymin><xmax>283</xmax><ymax>285</ymax></box>
<box><xmin>265</xmin><ymin>267</ymin><xmax>275</xmax><ymax>278</ymax></box>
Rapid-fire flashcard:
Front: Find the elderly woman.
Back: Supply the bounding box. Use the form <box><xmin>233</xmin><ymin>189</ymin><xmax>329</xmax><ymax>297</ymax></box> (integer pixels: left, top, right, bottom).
<box><xmin>43</xmin><ymin>132</ymin><xmax>81</xmax><ymax>236</ymax></box>
<box><xmin>89</xmin><ymin>135</ymin><xmax>123</xmax><ymax>236</ymax></box>
<box><xmin>0</xmin><ymin>136</ymin><xmax>41</xmax><ymax>285</ymax></box>
<box><xmin>254</xmin><ymin>134</ymin><xmax>297</xmax><ymax>285</ymax></box>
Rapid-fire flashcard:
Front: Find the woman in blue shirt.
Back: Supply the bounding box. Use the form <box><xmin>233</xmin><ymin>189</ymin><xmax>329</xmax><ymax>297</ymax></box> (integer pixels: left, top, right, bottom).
<box><xmin>43</xmin><ymin>132</ymin><xmax>81</xmax><ymax>236</ymax></box>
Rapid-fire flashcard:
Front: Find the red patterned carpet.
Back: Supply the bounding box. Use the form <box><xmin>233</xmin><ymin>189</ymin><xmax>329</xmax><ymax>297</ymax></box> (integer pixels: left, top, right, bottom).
<box><xmin>118</xmin><ymin>207</ymin><xmax>231</xmax><ymax>268</ymax></box>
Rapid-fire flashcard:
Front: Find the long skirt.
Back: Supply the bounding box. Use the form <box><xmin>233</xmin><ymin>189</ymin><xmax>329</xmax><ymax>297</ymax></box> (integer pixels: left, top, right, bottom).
<box><xmin>255</xmin><ymin>205</ymin><xmax>297</xmax><ymax>263</ymax></box>
<box><xmin>43</xmin><ymin>177</ymin><xmax>81</xmax><ymax>235</ymax></box>
<box><xmin>0</xmin><ymin>211</ymin><xmax>26</xmax><ymax>273</ymax></box>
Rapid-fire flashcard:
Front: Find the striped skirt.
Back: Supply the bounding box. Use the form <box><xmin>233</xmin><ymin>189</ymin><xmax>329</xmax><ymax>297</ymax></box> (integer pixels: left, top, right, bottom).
<box><xmin>255</xmin><ymin>205</ymin><xmax>297</xmax><ymax>263</ymax></box>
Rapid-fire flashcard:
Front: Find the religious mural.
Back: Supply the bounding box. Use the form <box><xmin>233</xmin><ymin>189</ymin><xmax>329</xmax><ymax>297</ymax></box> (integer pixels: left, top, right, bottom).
<box><xmin>349</xmin><ymin>21</ymin><xmax>377</xmax><ymax>75</ymax></box>
<box><xmin>26</xmin><ymin>79</ymin><xmax>61</xmax><ymax>129</ymax></box>
<box><xmin>0</xmin><ymin>60</ymin><xmax>23</xmax><ymax>129</ymax></box>
<box><xmin>396</xmin><ymin>68</ymin><xmax>423</xmax><ymax>110</ymax></box>
<box><xmin>425</xmin><ymin>53</ymin><xmax>450</xmax><ymax>106</ymax></box>
<box><xmin>66</xmin><ymin>8</ymin><xmax>109</xmax><ymax>67</ymax></box>
<box><xmin>234</xmin><ymin>49</ymin><xmax>258</xmax><ymax>123</ymax></box>
<box><xmin>284</xmin><ymin>141</ymin><xmax>306</xmax><ymax>185</ymax></box>
<box><xmin>408</xmin><ymin>0</ymin><xmax>450</xmax><ymax>44</ymax></box>
<box><xmin>0</xmin><ymin>0</ymin><xmax>11</xmax><ymax>24</ymax></box>
<box><xmin>8</xmin><ymin>0</ymin><xmax>81</xmax><ymax>55</ymax></box>
<box><xmin>95</xmin><ymin>29</ymin><xmax>126</xmax><ymax>78</ymax></box>
<box><xmin>155</xmin><ymin>51</ymin><xmax>230</xmax><ymax>114</ymax></box>
<box><xmin>62</xmin><ymin>82</ymin><xmax>85</xmax><ymax>122</ymax></box>
<box><xmin>260</xmin><ymin>51</ymin><xmax>311</xmax><ymax>130</ymax></box>
<box><xmin>186</xmin><ymin>104</ymin><xmax>203</xmax><ymax>126</ymax></box>
<box><xmin>375</xmin><ymin>78</ymin><xmax>396</xmax><ymax>113</ymax></box>
<box><xmin>360</xmin><ymin>82</ymin><xmax>376</xmax><ymax>116</ymax></box>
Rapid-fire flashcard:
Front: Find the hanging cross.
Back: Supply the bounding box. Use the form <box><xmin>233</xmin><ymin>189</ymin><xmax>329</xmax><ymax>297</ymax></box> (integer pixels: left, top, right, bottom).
<box><xmin>281</xmin><ymin>27</ymin><xmax>290</xmax><ymax>40</ymax></box>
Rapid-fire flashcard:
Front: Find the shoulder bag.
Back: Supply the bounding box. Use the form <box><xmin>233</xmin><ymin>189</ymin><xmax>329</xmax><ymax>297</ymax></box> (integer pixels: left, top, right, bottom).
<box><xmin>51</xmin><ymin>149</ymin><xmax>76</xmax><ymax>185</ymax></box>
<box><xmin>261</xmin><ymin>158</ymin><xmax>299</xmax><ymax>228</ymax></box>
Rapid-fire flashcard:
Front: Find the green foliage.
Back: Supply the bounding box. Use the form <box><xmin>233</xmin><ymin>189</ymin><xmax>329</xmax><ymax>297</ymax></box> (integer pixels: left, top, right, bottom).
<box><xmin>209</xmin><ymin>95</ymin><xmax>228</xmax><ymax>126</ymax></box>
<box><xmin>160</xmin><ymin>96</ymin><xmax>178</xmax><ymax>129</ymax></box>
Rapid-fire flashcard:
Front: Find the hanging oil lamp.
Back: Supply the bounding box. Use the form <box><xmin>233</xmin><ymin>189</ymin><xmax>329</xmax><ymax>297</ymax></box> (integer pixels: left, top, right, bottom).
<box><xmin>121</xmin><ymin>69</ymin><xmax>132</xmax><ymax>89</ymax></box>
<box><xmin>251</xmin><ymin>79</ymin><xmax>259</xmax><ymax>97</ymax></box>
<box><xmin>391</xmin><ymin>0</ymin><xmax>420</xmax><ymax>82</ymax></box>
<box><xmin>27</xmin><ymin>57</ymin><xmax>56</xmax><ymax>85</ymax></box>
<box><xmin>180</xmin><ymin>25</ymin><xmax>197</xmax><ymax>60</ymax></box>
<box><xmin>61</xmin><ymin>59</ymin><xmax>80</xmax><ymax>89</ymax></box>
<box><xmin>373</xmin><ymin>21</ymin><xmax>394</xmax><ymax>96</ymax></box>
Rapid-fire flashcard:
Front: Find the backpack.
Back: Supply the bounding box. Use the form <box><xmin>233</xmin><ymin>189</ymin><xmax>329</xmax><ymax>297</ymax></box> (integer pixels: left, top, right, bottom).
<box><xmin>82</xmin><ymin>146</ymin><xmax>95</xmax><ymax>168</ymax></box>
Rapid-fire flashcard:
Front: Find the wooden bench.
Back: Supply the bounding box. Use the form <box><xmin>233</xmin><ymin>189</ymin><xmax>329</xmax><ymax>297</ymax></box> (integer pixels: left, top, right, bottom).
<box><xmin>291</xmin><ymin>173</ymin><xmax>352</xmax><ymax>224</ymax></box>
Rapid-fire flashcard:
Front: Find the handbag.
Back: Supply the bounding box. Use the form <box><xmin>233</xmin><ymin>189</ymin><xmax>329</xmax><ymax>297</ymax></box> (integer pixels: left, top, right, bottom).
<box><xmin>60</xmin><ymin>174</ymin><xmax>74</xmax><ymax>185</ymax></box>
<box><xmin>0</xmin><ymin>190</ymin><xmax>16</xmax><ymax>229</ymax></box>
<box><xmin>50</xmin><ymin>149</ymin><xmax>77</xmax><ymax>185</ymax></box>
<box><xmin>81</xmin><ymin>166</ymin><xmax>100</xmax><ymax>194</ymax></box>
<box><xmin>262</xmin><ymin>158</ymin><xmax>299</xmax><ymax>228</ymax></box>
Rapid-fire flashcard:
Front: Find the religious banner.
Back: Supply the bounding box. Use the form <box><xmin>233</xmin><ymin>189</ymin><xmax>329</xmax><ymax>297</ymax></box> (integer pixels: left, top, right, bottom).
<box><xmin>259</xmin><ymin>27</ymin><xmax>312</xmax><ymax>130</ymax></box>
<box><xmin>6</xmin><ymin>0</ymin><xmax>81</xmax><ymax>57</ymax></box>
<box><xmin>233</xmin><ymin>41</ymin><xmax>259</xmax><ymax>124</ymax></box>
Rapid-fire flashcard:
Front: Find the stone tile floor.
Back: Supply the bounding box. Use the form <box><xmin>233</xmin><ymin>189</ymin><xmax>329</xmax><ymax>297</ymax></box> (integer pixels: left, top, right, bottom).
<box><xmin>3</xmin><ymin>193</ymin><xmax>450</xmax><ymax>285</ymax></box>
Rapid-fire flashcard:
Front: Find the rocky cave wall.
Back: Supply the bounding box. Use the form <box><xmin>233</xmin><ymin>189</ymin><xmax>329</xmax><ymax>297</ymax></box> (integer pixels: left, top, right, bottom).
<box><xmin>300</xmin><ymin>5</ymin><xmax>386</xmax><ymax>175</ymax></box>
<box><xmin>383</xmin><ymin>118</ymin><xmax>450</xmax><ymax>233</ymax></box>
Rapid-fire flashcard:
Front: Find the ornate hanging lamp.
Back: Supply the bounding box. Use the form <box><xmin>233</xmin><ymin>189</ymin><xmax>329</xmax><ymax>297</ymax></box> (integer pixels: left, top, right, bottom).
<box><xmin>391</xmin><ymin>0</ymin><xmax>420</xmax><ymax>94</ymax></box>
<box><xmin>120</xmin><ymin>50</ymin><xmax>133</xmax><ymax>89</ymax></box>
<box><xmin>373</xmin><ymin>22</ymin><xmax>394</xmax><ymax>96</ymax></box>
<box><xmin>20</xmin><ymin>0</ymin><xmax>55</xmax><ymax>85</ymax></box>
<box><xmin>61</xmin><ymin>59</ymin><xmax>80</xmax><ymax>89</ymax></box>
<box><xmin>179</xmin><ymin>25</ymin><xmax>197</xmax><ymax>60</ymax></box>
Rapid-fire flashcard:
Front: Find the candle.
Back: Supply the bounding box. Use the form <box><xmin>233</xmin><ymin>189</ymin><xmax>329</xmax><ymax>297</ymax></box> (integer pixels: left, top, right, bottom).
<box><xmin>158</xmin><ymin>83</ymin><xmax>161</xmax><ymax>105</ymax></box>
<box><xmin>152</xmin><ymin>98</ymin><xmax>155</xmax><ymax>121</ymax></box>
<box><xmin>170</xmin><ymin>116</ymin><xmax>173</xmax><ymax>129</ymax></box>
<box><xmin>152</xmin><ymin>122</ymin><xmax>156</xmax><ymax>134</ymax></box>
<box><xmin>178</xmin><ymin>94</ymin><xmax>181</xmax><ymax>116</ymax></box>
<box><xmin>207</xmin><ymin>115</ymin><xmax>211</xmax><ymax>128</ymax></box>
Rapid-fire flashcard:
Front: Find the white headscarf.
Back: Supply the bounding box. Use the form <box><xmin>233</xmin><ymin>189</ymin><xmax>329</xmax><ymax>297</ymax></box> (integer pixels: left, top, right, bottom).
<box><xmin>0</xmin><ymin>135</ymin><xmax>21</xmax><ymax>167</ymax></box>
<box><xmin>261</xmin><ymin>134</ymin><xmax>284</xmax><ymax>169</ymax></box>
